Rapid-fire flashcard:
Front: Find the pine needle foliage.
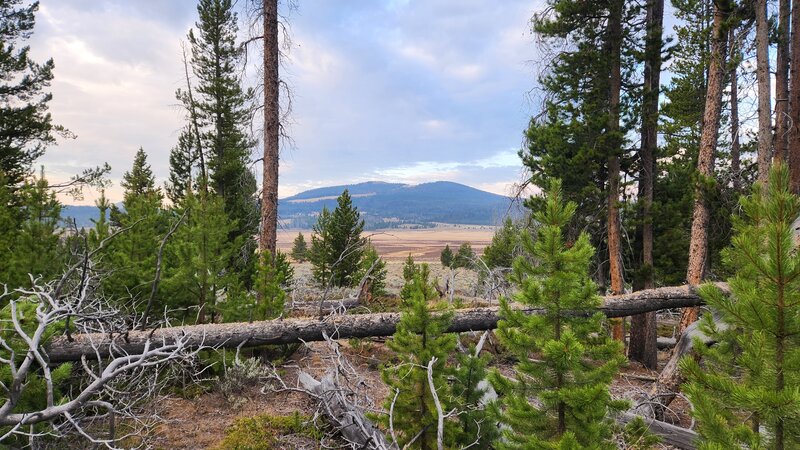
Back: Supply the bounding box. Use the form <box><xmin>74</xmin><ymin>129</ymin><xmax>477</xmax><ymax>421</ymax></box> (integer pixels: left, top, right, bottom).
<box><xmin>491</xmin><ymin>180</ymin><xmax>626</xmax><ymax>449</ymax></box>
<box><xmin>382</xmin><ymin>271</ymin><xmax>456</xmax><ymax>449</ymax></box>
<box><xmin>681</xmin><ymin>164</ymin><xmax>800</xmax><ymax>450</ymax></box>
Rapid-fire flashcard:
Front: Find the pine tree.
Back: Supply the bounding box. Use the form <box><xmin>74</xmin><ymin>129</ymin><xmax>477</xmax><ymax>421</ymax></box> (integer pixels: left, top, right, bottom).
<box><xmin>163</xmin><ymin>187</ymin><xmax>236</xmax><ymax>323</ymax></box>
<box><xmin>491</xmin><ymin>181</ymin><xmax>626</xmax><ymax>449</ymax></box>
<box><xmin>381</xmin><ymin>273</ymin><xmax>456</xmax><ymax>449</ymax></box>
<box><xmin>483</xmin><ymin>218</ymin><xmax>520</xmax><ymax>269</ymax></box>
<box><xmin>251</xmin><ymin>251</ymin><xmax>293</xmax><ymax>320</ymax></box>
<box><xmin>308</xmin><ymin>191</ymin><xmax>366</xmax><ymax>287</ymax></box>
<box><xmin>186</xmin><ymin>0</ymin><xmax>257</xmax><ymax>248</ymax></box>
<box><xmin>451</xmin><ymin>342</ymin><xmax>498</xmax><ymax>448</ymax></box>
<box><xmin>0</xmin><ymin>0</ymin><xmax>65</xmax><ymax>189</ymax></box>
<box><xmin>681</xmin><ymin>165</ymin><xmax>800</xmax><ymax>450</ymax></box>
<box><xmin>358</xmin><ymin>242</ymin><xmax>387</xmax><ymax>297</ymax></box>
<box><xmin>453</xmin><ymin>242</ymin><xmax>475</xmax><ymax>270</ymax></box>
<box><xmin>310</xmin><ymin>207</ymin><xmax>332</xmax><ymax>286</ymax></box>
<box><xmin>440</xmin><ymin>244</ymin><xmax>454</xmax><ymax>268</ymax></box>
<box><xmin>165</xmin><ymin>127</ymin><xmax>195</xmax><ymax>205</ymax></box>
<box><xmin>290</xmin><ymin>232</ymin><xmax>308</xmax><ymax>262</ymax></box>
<box><xmin>103</xmin><ymin>149</ymin><xmax>166</xmax><ymax>309</ymax></box>
<box><xmin>328</xmin><ymin>190</ymin><xmax>366</xmax><ymax>287</ymax></box>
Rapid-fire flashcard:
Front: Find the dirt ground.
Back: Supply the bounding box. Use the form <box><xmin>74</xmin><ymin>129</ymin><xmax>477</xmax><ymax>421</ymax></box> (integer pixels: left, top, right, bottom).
<box><xmin>277</xmin><ymin>227</ymin><xmax>495</xmax><ymax>262</ymax></box>
<box><xmin>152</xmin><ymin>329</ymin><xmax>686</xmax><ymax>449</ymax></box>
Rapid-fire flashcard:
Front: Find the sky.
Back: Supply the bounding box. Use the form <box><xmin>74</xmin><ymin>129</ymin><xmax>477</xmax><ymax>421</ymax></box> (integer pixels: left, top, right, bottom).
<box><xmin>29</xmin><ymin>0</ymin><xmax>542</xmax><ymax>205</ymax></box>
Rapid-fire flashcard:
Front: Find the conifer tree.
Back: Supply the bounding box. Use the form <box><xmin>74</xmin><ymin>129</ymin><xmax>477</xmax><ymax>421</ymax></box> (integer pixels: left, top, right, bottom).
<box><xmin>358</xmin><ymin>242</ymin><xmax>387</xmax><ymax>296</ymax></box>
<box><xmin>103</xmin><ymin>149</ymin><xmax>166</xmax><ymax>308</ymax></box>
<box><xmin>165</xmin><ymin>127</ymin><xmax>195</xmax><ymax>205</ymax></box>
<box><xmin>491</xmin><ymin>181</ymin><xmax>626</xmax><ymax>449</ymax></box>
<box><xmin>402</xmin><ymin>254</ymin><xmax>417</xmax><ymax>283</ymax></box>
<box><xmin>440</xmin><ymin>244</ymin><xmax>454</xmax><ymax>268</ymax></box>
<box><xmin>183</xmin><ymin>0</ymin><xmax>258</xmax><ymax>281</ymax></box>
<box><xmin>163</xmin><ymin>187</ymin><xmax>235</xmax><ymax>323</ymax></box>
<box><xmin>290</xmin><ymin>232</ymin><xmax>308</xmax><ymax>262</ymax></box>
<box><xmin>328</xmin><ymin>190</ymin><xmax>366</xmax><ymax>287</ymax></box>
<box><xmin>681</xmin><ymin>165</ymin><xmax>800</xmax><ymax>450</ymax></box>
<box><xmin>453</xmin><ymin>242</ymin><xmax>475</xmax><ymax>269</ymax></box>
<box><xmin>0</xmin><ymin>0</ymin><xmax>66</xmax><ymax>189</ymax></box>
<box><xmin>310</xmin><ymin>207</ymin><xmax>332</xmax><ymax>285</ymax></box>
<box><xmin>483</xmin><ymin>217</ymin><xmax>520</xmax><ymax>269</ymax></box>
<box><xmin>382</xmin><ymin>272</ymin><xmax>456</xmax><ymax>449</ymax></box>
<box><xmin>251</xmin><ymin>251</ymin><xmax>293</xmax><ymax>320</ymax></box>
<box><xmin>451</xmin><ymin>342</ymin><xmax>498</xmax><ymax>448</ymax></box>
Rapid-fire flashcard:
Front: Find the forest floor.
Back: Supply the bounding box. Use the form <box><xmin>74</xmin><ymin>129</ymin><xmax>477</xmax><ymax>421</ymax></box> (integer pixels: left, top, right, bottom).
<box><xmin>150</xmin><ymin>260</ymin><xmax>692</xmax><ymax>449</ymax></box>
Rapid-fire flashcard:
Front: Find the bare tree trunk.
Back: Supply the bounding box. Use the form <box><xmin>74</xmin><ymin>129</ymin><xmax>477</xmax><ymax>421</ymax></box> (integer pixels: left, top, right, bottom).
<box><xmin>775</xmin><ymin>0</ymin><xmax>791</xmax><ymax>163</ymax></box>
<box><xmin>680</xmin><ymin>0</ymin><xmax>730</xmax><ymax>335</ymax></box>
<box><xmin>729</xmin><ymin>28</ymin><xmax>741</xmax><ymax>191</ymax></box>
<box><xmin>790</xmin><ymin>0</ymin><xmax>800</xmax><ymax>193</ymax></box>
<box><xmin>607</xmin><ymin>0</ymin><xmax>626</xmax><ymax>342</ymax></box>
<box><xmin>261</xmin><ymin>0</ymin><xmax>279</xmax><ymax>256</ymax></box>
<box><xmin>630</xmin><ymin>0</ymin><xmax>663</xmax><ymax>370</ymax></box>
<box><xmin>755</xmin><ymin>0</ymin><xmax>772</xmax><ymax>183</ymax></box>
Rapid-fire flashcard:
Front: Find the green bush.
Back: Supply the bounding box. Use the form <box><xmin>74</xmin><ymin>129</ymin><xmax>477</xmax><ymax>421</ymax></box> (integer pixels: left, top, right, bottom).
<box><xmin>214</xmin><ymin>412</ymin><xmax>324</xmax><ymax>450</ymax></box>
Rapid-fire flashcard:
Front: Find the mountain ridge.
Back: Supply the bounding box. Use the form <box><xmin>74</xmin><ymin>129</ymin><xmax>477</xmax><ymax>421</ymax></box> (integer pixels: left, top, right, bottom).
<box><xmin>61</xmin><ymin>181</ymin><xmax>518</xmax><ymax>229</ymax></box>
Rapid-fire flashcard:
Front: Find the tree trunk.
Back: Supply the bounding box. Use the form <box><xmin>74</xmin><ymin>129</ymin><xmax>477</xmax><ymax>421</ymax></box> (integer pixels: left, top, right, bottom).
<box><xmin>775</xmin><ymin>0</ymin><xmax>790</xmax><ymax>163</ymax></box>
<box><xmin>729</xmin><ymin>28</ymin><xmax>741</xmax><ymax>191</ymax></box>
<box><xmin>634</xmin><ymin>310</ymin><xmax>728</xmax><ymax>421</ymax></box>
<box><xmin>680</xmin><ymin>0</ymin><xmax>729</xmax><ymax>335</ymax></box>
<box><xmin>790</xmin><ymin>0</ymin><xmax>800</xmax><ymax>193</ymax></box>
<box><xmin>630</xmin><ymin>0</ymin><xmax>663</xmax><ymax>370</ymax></box>
<box><xmin>755</xmin><ymin>0</ymin><xmax>772</xmax><ymax>183</ymax></box>
<box><xmin>607</xmin><ymin>0</ymin><xmax>626</xmax><ymax>342</ymax></box>
<box><xmin>261</xmin><ymin>0</ymin><xmax>280</xmax><ymax>256</ymax></box>
<box><xmin>46</xmin><ymin>284</ymin><xmax>725</xmax><ymax>363</ymax></box>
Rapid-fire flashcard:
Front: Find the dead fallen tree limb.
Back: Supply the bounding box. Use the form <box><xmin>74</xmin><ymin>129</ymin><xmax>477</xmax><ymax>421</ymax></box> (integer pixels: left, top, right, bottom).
<box><xmin>617</xmin><ymin>412</ymin><xmax>698</xmax><ymax>449</ymax></box>
<box><xmin>299</xmin><ymin>371</ymin><xmax>396</xmax><ymax>449</ymax></box>
<box><xmin>46</xmin><ymin>284</ymin><xmax>726</xmax><ymax>363</ymax></box>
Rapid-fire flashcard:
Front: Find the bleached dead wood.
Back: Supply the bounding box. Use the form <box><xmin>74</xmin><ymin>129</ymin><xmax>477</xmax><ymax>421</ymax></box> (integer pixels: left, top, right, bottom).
<box><xmin>299</xmin><ymin>371</ymin><xmax>396</xmax><ymax>449</ymax></box>
<box><xmin>47</xmin><ymin>283</ymin><xmax>726</xmax><ymax>363</ymax></box>
<box><xmin>617</xmin><ymin>412</ymin><xmax>698</xmax><ymax>449</ymax></box>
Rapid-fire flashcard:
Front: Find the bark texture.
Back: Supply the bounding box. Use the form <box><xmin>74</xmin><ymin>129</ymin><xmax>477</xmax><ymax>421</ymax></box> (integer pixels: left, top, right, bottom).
<box><xmin>755</xmin><ymin>0</ymin><xmax>772</xmax><ymax>182</ymax></box>
<box><xmin>775</xmin><ymin>0</ymin><xmax>790</xmax><ymax>162</ymax></box>
<box><xmin>606</xmin><ymin>0</ymin><xmax>626</xmax><ymax>342</ymax></box>
<box><xmin>46</xmin><ymin>284</ymin><xmax>725</xmax><ymax>363</ymax></box>
<box><xmin>260</xmin><ymin>0</ymin><xmax>279</xmax><ymax>256</ymax></box>
<box><xmin>630</xmin><ymin>0</ymin><xmax>664</xmax><ymax>370</ymax></box>
<box><xmin>681</xmin><ymin>1</ymin><xmax>729</xmax><ymax>334</ymax></box>
<box><xmin>729</xmin><ymin>28</ymin><xmax>741</xmax><ymax>191</ymax></box>
<box><xmin>790</xmin><ymin>0</ymin><xmax>800</xmax><ymax>193</ymax></box>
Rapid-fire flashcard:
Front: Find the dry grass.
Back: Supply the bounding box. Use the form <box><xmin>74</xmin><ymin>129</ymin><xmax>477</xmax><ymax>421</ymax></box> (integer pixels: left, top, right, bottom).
<box><xmin>277</xmin><ymin>227</ymin><xmax>495</xmax><ymax>262</ymax></box>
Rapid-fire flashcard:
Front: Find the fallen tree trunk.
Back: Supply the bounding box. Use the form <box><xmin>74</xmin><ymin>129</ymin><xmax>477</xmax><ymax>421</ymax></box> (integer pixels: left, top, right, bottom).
<box><xmin>46</xmin><ymin>284</ymin><xmax>725</xmax><ymax>363</ymax></box>
<box><xmin>617</xmin><ymin>412</ymin><xmax>698</xmax><ymax>449</ymax></box>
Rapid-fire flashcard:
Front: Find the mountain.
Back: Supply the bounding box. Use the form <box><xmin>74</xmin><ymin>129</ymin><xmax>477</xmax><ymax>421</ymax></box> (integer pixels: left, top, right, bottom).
<box><xmin>279</xmin><ymin>181</ymin><xmax>517</xmax><ymax>229</ymax></box>
<box><xmin>61</xmin><ymin>181</ymin><xmax>517</xmax><ymax>230</ymax></box>
<box><xmin>61</xmin><ymin>204</ymin><xmax>107</xmax><ymax>228</ymax></box>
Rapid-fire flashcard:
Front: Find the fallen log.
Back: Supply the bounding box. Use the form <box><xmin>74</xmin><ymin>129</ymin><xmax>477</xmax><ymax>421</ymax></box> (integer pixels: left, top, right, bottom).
<box><xmin>617</xmin><ymin>412</ymin><xmax>698</xmax><ymax>449</ymax></box>
<box><xmin>46</xmin><ymin>284</ymin><xmax>725</xmax><ymax>363</ymax></box>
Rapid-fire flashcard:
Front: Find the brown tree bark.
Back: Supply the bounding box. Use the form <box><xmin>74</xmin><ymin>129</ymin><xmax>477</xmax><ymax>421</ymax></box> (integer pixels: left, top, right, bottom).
<box><xmin>679</xmin><ymin>0</ymin><xmax>730</xmax><ymax>335</ymax></box>
<box><xmin>790</xmin><ymin>0</ymin><xmax>800</xmax><ymax>193</ymax></box>
<box><xmin>755</xmin><ymin>0</ymin><xmax>772</xmax><ymax>183</ymax></box>
<box><xmin>729</xmin><ymin>28</ymin><xmax>741</xmax><ymax>191</ymax></box>
<box><xmin>261</xmin><ymin>0</ymin><xmax>280</xmax><ymax>256</ymax></box>
<box><xmin>775</xmin><ymin>0</ymin><xmax>791</xmax><ymax>163</ymax></box>
<box><xmin>630</xmin><ymin>0</ymin><xmax>663</xmax><ymax>370</ymax></box>
<box><xmin>606</xmin><ymin>0</ymin><xmax>626</xmax><ymax>342</ymax></box>
<box><xmin>46</xmin><ymin>284</ymin><xmax>725</xmax><ymax>363</ymax></box>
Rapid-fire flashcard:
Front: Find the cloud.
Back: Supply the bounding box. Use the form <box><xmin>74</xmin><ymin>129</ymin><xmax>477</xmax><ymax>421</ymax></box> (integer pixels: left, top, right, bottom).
<box><xmin>31</xmin><ymin>0</ymin><xmax>540</xmax><ymax>206</ymax></box>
